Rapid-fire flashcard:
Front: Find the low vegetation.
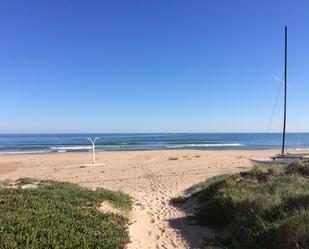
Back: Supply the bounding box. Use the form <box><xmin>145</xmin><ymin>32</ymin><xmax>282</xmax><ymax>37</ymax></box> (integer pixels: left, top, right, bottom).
<box><xmin>188</xmin><ymin>161</ymin><xmax>309</xmax><ymax>249</ymax></box>
<box><xmin>186</xmin><ymin>174</ymin><xmax>230</xmax><ymax>195</ymax></box>
<box><xmin>0</xmin><ymin>178</ymin><xmax>132</xmax><ymax>249</ymax></box>
<box><xmin>170</xmin><ymin>195</ymin><xmax>188</xmax><ymax>204</ymax></box>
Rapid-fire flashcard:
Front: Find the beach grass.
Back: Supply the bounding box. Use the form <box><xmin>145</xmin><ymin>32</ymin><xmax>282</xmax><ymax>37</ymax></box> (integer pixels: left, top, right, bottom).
<box><xmin>186</xmin><ymin>173</ymin><xmax>230</xmax><ymax>195</ymax></box>
<box><xmin>190</xmin><ymin>162</ymin><xmax>309</xmax><ymax>249</ymax></box>
<box><xmin>0</xmin><ymin>179</ymin><xmax>132</xmax><ymax>249</ymax></box>
<box><xmin>170</xmin><ymin>195</ymin><xmax>188</xmax><ymax>204</ymax></box>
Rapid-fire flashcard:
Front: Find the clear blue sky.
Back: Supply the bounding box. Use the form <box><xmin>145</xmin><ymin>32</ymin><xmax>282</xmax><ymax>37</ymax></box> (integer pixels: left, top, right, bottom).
<box><xmin>1</xmin><ymin>0</ymin><xmax>309</xmax><ymax>133</ymax></box>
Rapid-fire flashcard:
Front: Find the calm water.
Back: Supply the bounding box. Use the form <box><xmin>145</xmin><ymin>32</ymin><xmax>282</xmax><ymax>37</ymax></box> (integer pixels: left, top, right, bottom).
<box><xmin>1</xmin><ymin>133</ymin><xmax>309</xmax><ymax>154</ymax></box>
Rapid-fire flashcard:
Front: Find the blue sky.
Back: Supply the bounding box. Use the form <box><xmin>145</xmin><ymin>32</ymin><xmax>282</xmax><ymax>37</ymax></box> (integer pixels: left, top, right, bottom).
<box><xmin>1</xmin><ymin>0</ymin><xmax>309</xmax><ymax>133</ymax></box>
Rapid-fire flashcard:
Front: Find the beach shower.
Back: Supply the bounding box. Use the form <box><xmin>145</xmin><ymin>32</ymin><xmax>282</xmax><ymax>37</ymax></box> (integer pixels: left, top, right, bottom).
<box><xmin>87</xmin><ymin>137</ymin><xmax>99</xmax><ymax>166</ymax></box>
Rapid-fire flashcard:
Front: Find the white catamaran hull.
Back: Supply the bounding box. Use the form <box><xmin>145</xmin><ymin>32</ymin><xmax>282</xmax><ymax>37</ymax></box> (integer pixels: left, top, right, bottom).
<box><xmin>250</xmin><ymin>157</ymin><xmax>295</xmax><ymax>166</ymax></box>
<box><xmin>250</xmin><ymin>153</ymin><xmax>309</xmax><ymax>166</ymax></box>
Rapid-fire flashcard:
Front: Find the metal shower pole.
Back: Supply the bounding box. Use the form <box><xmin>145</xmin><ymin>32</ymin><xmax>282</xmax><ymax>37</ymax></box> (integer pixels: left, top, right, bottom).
<box><xmin>87</xmin><ymin>137</ymin><xmax>99</xmax><ymax>166</ymax></box>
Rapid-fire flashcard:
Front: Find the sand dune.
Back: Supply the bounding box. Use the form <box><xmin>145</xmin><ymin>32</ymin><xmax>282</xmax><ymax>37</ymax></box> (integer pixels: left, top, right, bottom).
<box><xmin>0</xmin><ymin>149</ymin><xmax>277</xmax><ymax>248</ymax></box>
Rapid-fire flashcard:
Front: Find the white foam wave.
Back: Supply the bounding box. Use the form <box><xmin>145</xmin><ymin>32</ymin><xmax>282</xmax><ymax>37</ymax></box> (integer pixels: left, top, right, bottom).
<box><xmin>50</xmin><ymin>146</ymin><xmax>92</xmax><ymax>150</ymax></box>
<box><xmin>166</xmin><ymin>143</ymin><xmax>244</xmax><ymax>148</ymax></box>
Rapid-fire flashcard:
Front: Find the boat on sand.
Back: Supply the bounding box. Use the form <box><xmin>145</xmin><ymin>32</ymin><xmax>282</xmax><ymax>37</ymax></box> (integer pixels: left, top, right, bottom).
<box><xmin>250</xmin><ymin>27</ymin><xmax>309</xmax><ymax>166</ymax></box>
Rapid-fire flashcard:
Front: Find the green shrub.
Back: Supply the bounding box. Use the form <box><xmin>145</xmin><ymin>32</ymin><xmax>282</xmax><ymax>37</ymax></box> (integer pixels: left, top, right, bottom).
<box><xmin>16</xmin><ymin>177</ymin><xmax>38</xmax><ymax>185</ymax></box>
<box><xmin>190</xmin><ymin>166</ymin><xmax>309</xmax><ymax>249</ymax></box>
<box><xmin>287</xmin><ymin>160</ymin><xmax>309</xmax><ymax>176</ymax></box>
<box><xmin>266</xmin><ymin>165</ymin><xmax>282</xmax><ymax>175</ymax></box>
<box><xmin>196</xmin><ymin>196</ymin><xmax>236</xmax><ymax>229</ymax></box>
<box><xmin>187</xmin><ymin>174</ymin><xmax>229</xmax><ymax>195</ymax></box>
<box><xmin>170</xmin><ymin>196</ymin><xmax>188</xmax><ymax>204</ymax></box>
<box><xmin>271</xmin><ymin>213</ymin><xmax>309</xmax><ymax>249</ymax></box>
<box><xmin>0</xmin><ymin>179</ymin><xmax>132</xmax><ymax>249</ymax></box>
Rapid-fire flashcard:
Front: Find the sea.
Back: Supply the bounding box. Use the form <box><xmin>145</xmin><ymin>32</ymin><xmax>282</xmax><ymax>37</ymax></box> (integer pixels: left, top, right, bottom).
<box><xmin>0</xmin><ymin>133</ymin><xmax>309</xmax><ymax>155</ymax></box>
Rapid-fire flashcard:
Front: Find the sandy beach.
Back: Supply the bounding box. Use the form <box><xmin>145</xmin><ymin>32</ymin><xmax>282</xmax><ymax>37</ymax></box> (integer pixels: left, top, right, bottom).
<box><xmin>0</xmin><ymin>149</ymin><xmax>279</xmax><ymax>248</ymax></box>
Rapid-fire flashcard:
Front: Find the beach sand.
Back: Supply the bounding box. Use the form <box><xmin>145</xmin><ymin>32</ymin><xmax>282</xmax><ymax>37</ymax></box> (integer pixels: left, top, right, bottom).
<box><xmin>0</xmin><ymin>149</ymin><xmax>278</xmax><ymax>248</ymax></box>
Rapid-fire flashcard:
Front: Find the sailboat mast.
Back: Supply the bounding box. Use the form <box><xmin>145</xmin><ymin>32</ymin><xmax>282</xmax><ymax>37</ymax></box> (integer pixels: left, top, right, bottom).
<box><xmin>282</xmin><ymin>26</ymin><xmax>288</xmax><ymax>154</ymax></box>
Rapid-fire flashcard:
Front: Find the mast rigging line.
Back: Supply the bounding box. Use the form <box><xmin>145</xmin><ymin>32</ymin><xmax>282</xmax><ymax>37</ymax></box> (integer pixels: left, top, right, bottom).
<box><xmin>266</xmin><ymin>73</ymin><xmax>284</xmax><ymax>133</ymax></box>
<box><xmin>273</xmin><ymin>76</ymin><xmax>307</xmax><ymax>97</ymax></box>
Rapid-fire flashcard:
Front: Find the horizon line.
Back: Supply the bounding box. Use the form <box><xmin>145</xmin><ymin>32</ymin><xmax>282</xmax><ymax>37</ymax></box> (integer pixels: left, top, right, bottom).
<box><xmin>1</xmin><ymin>131</ymin><xmax>309</xmax><ymax>135</ymax></box>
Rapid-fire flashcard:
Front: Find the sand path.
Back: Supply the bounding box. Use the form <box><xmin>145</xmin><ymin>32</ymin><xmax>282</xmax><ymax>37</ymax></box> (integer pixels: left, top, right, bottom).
<box><xmin>128</xmin><ymin>162</ymin><xmax>212</xmax><ymax>249</ymax></box>
<box><xmin>0</xmin><ymin>149</ymin><xmax>276</xmax><ymax>248</ymax></box>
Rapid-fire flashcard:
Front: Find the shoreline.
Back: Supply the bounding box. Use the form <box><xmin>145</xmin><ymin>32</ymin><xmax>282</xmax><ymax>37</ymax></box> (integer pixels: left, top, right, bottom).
<box><xmin>1</xmin><ymin>147</ymin><xmax>307</xmax><ymax>157</ymax></box>
<box><xmin>0</xmin><ymin>149</ymin><xmax>303</xmax><ymax>248</ymax></box>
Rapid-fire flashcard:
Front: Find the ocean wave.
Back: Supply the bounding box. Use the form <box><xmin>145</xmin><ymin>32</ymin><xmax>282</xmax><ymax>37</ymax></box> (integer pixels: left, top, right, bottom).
<box><xmin>166</xmin><ymin>143</ymin><xmax>244</xmax><ymax>148</ymax></box>
<box><xmin>97</xmin><ymin>145</ymin><xmax>122</xmax><ymax>148</ymax></box>
<box><xmin>0</xmin><ymin>150</ymin><xmax>49</xmax><ymax>155</ymax></box>
<box><xmin>50</xmin><ymin>146</ymin><xmax>92</xmax><ymax>150</ymax></box>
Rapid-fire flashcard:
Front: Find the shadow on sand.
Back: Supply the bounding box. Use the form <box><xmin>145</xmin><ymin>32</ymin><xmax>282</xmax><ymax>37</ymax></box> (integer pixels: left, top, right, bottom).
<box><xmin>167</xmin><ymin>198</ymin><xmax>216</xmax><ymax>249</ymax></box>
